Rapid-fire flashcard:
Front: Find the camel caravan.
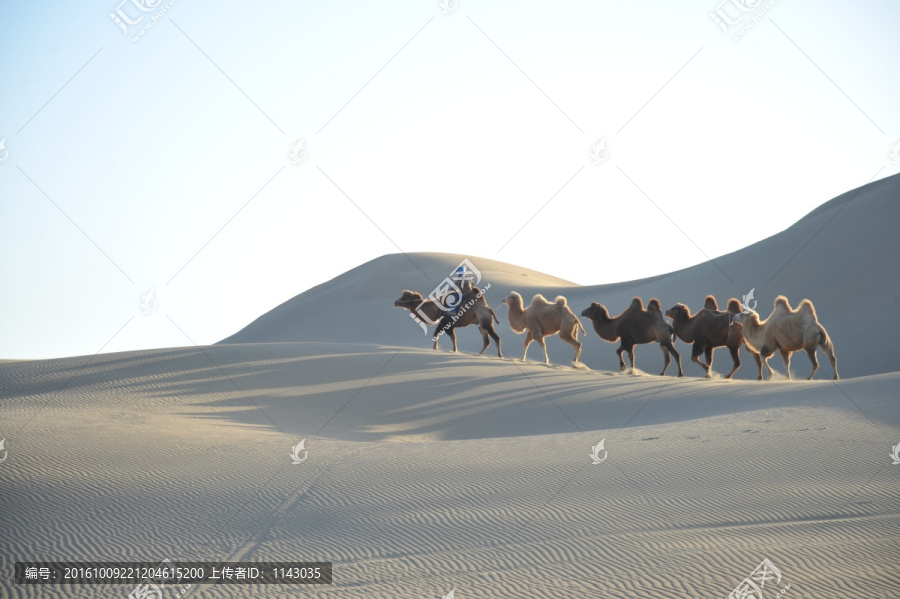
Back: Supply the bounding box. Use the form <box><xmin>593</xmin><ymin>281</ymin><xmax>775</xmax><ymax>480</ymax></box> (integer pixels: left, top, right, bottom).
<box><xmin>394</xmin><ymin>276</ymin><xmax>838</xmax><ymax>380</ymax></box>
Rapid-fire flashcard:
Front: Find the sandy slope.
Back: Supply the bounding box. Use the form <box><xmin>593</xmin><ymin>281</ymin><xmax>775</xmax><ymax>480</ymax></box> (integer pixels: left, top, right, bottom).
<box><xmin>221</xmin><ymin>173</ymin><xmax>900</xmax><ymax>380</ymax></box>
<box><xmin>3</xmin><ymin>176</ymin><xmax>899</xmax><ymax>597</ymax></box>
<box><xmin>2</xmin><ymin>343</ymin><xmax>898</xmax><ymax>598</ymax></box>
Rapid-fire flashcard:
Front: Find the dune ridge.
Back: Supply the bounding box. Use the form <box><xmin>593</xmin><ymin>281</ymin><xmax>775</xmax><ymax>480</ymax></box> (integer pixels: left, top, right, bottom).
<box><xmin>220</xmin><ymin>173</ymin><xmax>900</xmax><ymax>380</ymax></box>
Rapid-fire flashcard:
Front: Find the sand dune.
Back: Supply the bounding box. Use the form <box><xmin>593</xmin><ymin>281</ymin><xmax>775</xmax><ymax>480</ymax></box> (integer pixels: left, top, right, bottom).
<box><xmin>3</xmin><ymin>175</ymin><xmax>899</xmax><ymax>598</ymax></box>
<box><xmin>222</xmin><ymin>173</ymin><xmax>900</xmax><ymax>380</ymax></box>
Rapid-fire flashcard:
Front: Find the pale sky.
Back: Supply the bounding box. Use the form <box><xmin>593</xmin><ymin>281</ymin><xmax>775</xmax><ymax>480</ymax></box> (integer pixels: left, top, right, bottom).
<box><xmin>1</xmin><ymin>0</ymin><xmax>899</xmax><ymax>359</ymax></box>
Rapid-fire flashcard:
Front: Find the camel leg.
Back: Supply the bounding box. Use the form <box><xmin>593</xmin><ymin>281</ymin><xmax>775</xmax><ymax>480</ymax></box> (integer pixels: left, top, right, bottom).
<box><xmin>623</xmin><ymin>341</ymin><xmax>636</xmax><ymax>373</ymax></box>
<box><xmin>560</xmin><ymin>327</ymin><xmax>582</xmax><ymax>365</ymax></box>
<box><xmin>691</xmin><ymin>342</ymin><xmax>710</xmax><ymax>377</ymax></box>
<box><xmin>535</xmin><ymin>335</ymin><xmax>549</xmax><ymax>364</ymax></box>
<box><xmin>821</xmin><ymin>336</ymin><xmax>839</xmax><ymax>380</ymax></box>
<box><xmin>477</xmin><ymin>326</ymin><xmax>490</xmax><ymax>356</ymax></box>
<box><xmin>616</xmin><ymin>344</ymin><xmax>627</xmax><ymax>372</ymax></box>
<box><xmin>446</xmin><ymin>326</ymin><xmax>458</xmax><ymax>353</ymax></box>
<box><xmin>780</xmin><ymin>349</ymin><xmax>792</xmax><ymax>380</ymax></box>
<box><xmin>522</xmin><ymin>330</ymin><xmax>534</xmax><ymax>362</ymax></box>
<box><xmin>705</xmin><ymin>346</ymin><xmax>714</xmax><ymax>372</ymax></box>
<box><xmin>486</xmin><ymin>324</ymin><xmax>503</xmax><ymax>358</ymax></box>
<box><xmin>660</xmin><ymin>346</ymin><xmax>671</xmax><ymax>376</ymax></box>
<box><xmin>763</xmin><ymin>354</ymin><xmax>775</xmax><ymax>380</ymax></box>
<box><xmin>804</xmin><ymin>345</ymin><xmax>819</xmax><ymax>380</ymax></box>
<box><xmin>725</xmin><ymin>343</ymin><xmax>741</xmax><ymax>379</ymax></box>
<box><xmin>746</xmin><ymin>346</ymin><xmax>763</xmax><ymax>380</ymax></box>
<box><xmin>759</xmin><ymin>345</ymin><xmax>776</xmax><ymax>379</ymax></box>
<box><xmin>432</xmin><ymin>321</ymin><xmax>445</xmax><ymax>350</ymax></box>
<box><xmin>662</xmin><ymin>339</ymin><xmax>682</xmax><ymax>377</ymax></box>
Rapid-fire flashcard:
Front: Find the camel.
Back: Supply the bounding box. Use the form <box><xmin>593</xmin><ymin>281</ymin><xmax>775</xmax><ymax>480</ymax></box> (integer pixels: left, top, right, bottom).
<box><xmin>665</xmin><ymin>295</ymin><xmax>762</xmax><ymax>379</ymax></box>
<box><xmin>735</xmin><ymin>295</ymin><xmax>838</xmax><ymax>380</ymax></box>
<box><xmin>581</xmin><ymin>297</ymin><xmax>683</xmax><ymax>376</ymax></box>
<box><xmin>394</xmin><ymin>288</ymin><xmax>502</xmax><ymax>357</ymax></box>
<box><xmin>500</xmin><ymin>292</ymin><xmax>586</xmax><ymax>365</ymax></box>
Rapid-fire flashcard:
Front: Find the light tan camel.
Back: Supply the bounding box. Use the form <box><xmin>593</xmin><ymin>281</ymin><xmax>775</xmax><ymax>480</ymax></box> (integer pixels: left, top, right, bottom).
<box><xmin>500</xmin><ymin>292</ymin><xmax>586</xmax><ymax>365</ymax></box>
<box><xmin>394</xmin><ymin>288</ymin><xmax>502</xmax><ymax>357</ymax></box>
<box><xmin>735</xmin><ymin>295</ymin><xmax>838</xmax><ymax>380</ymax></box>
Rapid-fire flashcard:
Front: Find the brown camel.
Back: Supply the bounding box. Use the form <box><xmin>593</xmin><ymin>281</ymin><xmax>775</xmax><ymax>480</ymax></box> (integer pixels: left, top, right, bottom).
<box><xmin>735</xmin><ymin>295</ymin><xmax>838</xmax><ymax>380</ymax></box>
<box><xmin>665</xmin><ymin>295</ymin><xmax>762</xmax><ymax>379</ymax></box>
<box><xmin>500</xmin><ymin>292</ymin><xmax>586</xmax><ymax>365</ymax></box>
<box><xmin>394</xmin><ymin>288</ymin><xmax>502</xmax><ymax>357</ymax></box>
<box><xmin>581</xmin><ymin>297</ymin><xmax>683</xmax><ymax>376</ymax></box>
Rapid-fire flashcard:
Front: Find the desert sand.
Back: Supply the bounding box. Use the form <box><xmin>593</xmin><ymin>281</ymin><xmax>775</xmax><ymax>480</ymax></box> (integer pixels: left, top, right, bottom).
<box><xmin>1</xmin><ymin>174</ymin><xmax>899</xmax><ymax>598</ymax></box>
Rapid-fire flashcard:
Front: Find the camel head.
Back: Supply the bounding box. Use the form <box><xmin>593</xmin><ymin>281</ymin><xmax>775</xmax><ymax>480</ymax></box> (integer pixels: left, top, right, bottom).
<box><xmin>581</xmin><ymin>302</ymin><xmax>610</xmax><ymax>322</ymax></box>
<box><xmin>394</xmin><ymin>290</ymin><xmax>424</xmax><ymax>308</ymax></box>
<box><xmin>500</xmin><ymin>291</ymin><xmax>522</xmax><ymax>307</ymax></box>
<box><xmin>733</xmin><ymin>310</ymin><xmax>760</xmax><ymax>325</ymax></box>
<box><xmin>665</xmin><ymin>303</ymin><xmax>690</xmax><ymax>321</ymax></box>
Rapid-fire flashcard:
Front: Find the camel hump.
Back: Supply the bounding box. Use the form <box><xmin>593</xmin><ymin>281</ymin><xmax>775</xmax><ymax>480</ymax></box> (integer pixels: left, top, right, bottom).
<box><xmin>555</xmin><ymin>295</ymin><xmax>567</xmax><ymax>306</ymax></box>
<box><xmin>704</xmin><ymin>295</ymin><xmax>718</xmax><ymax>310</ymax></box>
<box><xmin>726</xmin><ymin>298</ymin><xmax>742</xmax><ymax>314</ymax></box>
<box><xmin>530</xmin><ymin>293</ymin><xmax>552</xmax><ymax>306</ymax></box>
<box><xmin>798</xmin><ymin>298</ymin><xmax>817</xmax><ymax>316</ymax></box>
<box><xmin>399</xmin><ymin>289</ymin><xmax>423</xmax><ymax>301</ymax></box>
<box><xmin>630</xmin><ymin>297</ymin><xmax>644</xmax><ymax>310</ymax></box>
<box><xmin>647</xmin><ymin>298</ymin><xmax>662</xmax><ymax>312</ymax></box>
<box><xmin>774</xmin><ymin>295</ymin><xmax>791</xmax><ymax>310</ymax></box>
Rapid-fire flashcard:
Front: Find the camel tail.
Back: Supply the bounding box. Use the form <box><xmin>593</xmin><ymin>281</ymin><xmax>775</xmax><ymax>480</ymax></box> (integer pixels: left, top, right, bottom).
<box><xmin>490</xmin><ymin>308</ymin><xmax>500</xmax><ymax>326</ymax></box>
<box><xmin>563</xmin><ymin>305</ymin><xmax>586</xmax><ymax>335</ymax></box>
<box><xmin>817</xmin><ymin>324</ymin><xmax>833</xmax><ymax>351</ymax></box>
